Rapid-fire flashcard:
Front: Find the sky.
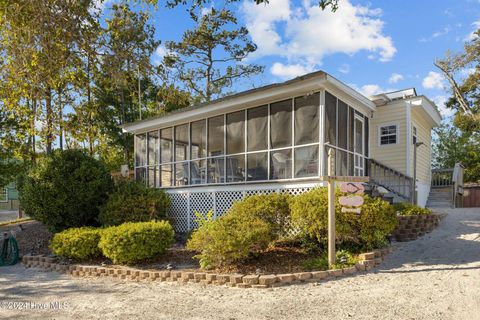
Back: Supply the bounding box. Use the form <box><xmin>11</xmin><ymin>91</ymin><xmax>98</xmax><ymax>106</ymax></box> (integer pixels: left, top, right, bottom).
<box><xmin>106</xmin><ymin>0</ymin><xmax>480</xmax><ymax>120</ymax></box>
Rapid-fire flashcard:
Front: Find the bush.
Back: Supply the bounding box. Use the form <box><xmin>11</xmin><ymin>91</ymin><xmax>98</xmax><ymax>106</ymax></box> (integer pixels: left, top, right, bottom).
<box><xmin>290</xmin><ymin>188</ymin><xmax>397</xmax><ymax>249</ymax></box>
<box><xmin>19</xmin><ymin>150</ymin><xmax>113</xmax><ymax>232</ymax></box>
<box><xmin>227</xmin><ymin>193</ymin><xmax>291</xmax><ymax>237</ymax></box>
<box><xmin>187</xmin><ymin>210</ymin><xmax>273</xmax><ymax>269</ymax></box>
<box><xmin>394</xmin><ymin>203</ymin><xmax>432</xmax><ymax>216</ymax></box>
<box><xmin>303</xmin><ymin>250</ymin><xmax>359</xmax><ymax>271</ymax></box>
<box><xmin>50</xmin><ymin>227</ymin><xmax>102</xmax><ymax>260</ymax></box>
<box><xmin>99</xmin><ymin>179</ymin><xmax>171</xmax><ymax>226</ymax></box>
<box><xmin>98</xmin><ymin>220</ymin><xmax>174</xmax><ymax>264</ymax></box>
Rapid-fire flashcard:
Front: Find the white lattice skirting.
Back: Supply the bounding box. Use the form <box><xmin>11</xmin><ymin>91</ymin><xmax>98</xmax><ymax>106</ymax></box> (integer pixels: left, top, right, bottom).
<box><xmin>165</xmin><ymin>181</ymin><xmax>326</xmax><ymax>232</ymax></box>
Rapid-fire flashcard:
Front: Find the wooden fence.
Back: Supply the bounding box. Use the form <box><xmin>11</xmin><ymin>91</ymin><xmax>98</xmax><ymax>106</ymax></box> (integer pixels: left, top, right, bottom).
<box><xmin>463</xmin><ymin>184</ymin><xmax>480</xmax><ymax>208</ymax></box>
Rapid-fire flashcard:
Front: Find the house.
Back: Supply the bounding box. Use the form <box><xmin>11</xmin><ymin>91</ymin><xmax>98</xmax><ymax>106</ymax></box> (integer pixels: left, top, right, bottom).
<box><xmin>121</xmin><ymin>71</ymin><xmax>442</xmax><ymax>232</ymax></box>
<box><xmin>0</xmin><ymin>182</ymin><xmax>20</xmax><ymax>211</ymax></box>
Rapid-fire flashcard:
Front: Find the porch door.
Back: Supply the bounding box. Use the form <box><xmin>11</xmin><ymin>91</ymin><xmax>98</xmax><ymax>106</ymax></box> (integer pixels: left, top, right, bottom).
<box><xmin>354</xmin><ymin>115</ymin><xmax>365</xmax><ymax>176</ymax></box>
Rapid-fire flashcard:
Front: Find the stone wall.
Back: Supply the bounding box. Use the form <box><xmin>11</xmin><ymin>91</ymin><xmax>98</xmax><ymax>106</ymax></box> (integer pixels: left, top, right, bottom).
<box><xmin>392</xmin><ymin>214</ymin><xmax>441</xmax><ymax>242</ymax></box>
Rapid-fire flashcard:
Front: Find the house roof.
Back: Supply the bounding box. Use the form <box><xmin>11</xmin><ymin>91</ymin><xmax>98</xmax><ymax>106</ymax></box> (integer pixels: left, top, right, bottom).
<box><xmin>121</xmin><ymin>70</ymin><xmax>376</xmax><ymax>134</ymax></box>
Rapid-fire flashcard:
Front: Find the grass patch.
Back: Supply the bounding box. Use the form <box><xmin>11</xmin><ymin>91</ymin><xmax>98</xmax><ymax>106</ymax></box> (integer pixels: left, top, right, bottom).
<box><xmin>0</xmin><ymin>217</ymin><xmax>33</xmax><ymax>227</ymax></box>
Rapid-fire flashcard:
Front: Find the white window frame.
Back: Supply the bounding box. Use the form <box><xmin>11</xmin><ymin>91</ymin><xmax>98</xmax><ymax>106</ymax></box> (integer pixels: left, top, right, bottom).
<box><xmin>378</xmin><ymin>122</ymin><xmax>399</xmax><ymax>146</ymax></box>
<box><xmin>0</xmin><ymin>188</ymin><xmax>7</xmax><ymax>203</ymax></box>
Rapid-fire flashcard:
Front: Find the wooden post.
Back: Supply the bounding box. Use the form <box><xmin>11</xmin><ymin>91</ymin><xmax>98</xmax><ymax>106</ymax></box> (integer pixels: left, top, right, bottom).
<box><xmin>327</xmin><ymin>148</ymin><xmax>336</xmax><ymax>267</ymax></box>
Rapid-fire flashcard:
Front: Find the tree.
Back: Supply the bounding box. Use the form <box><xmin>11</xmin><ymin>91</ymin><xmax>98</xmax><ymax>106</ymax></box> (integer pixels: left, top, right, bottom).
<box><xmin>164</xmin><ymin>0</ymin><xmax>338</xmax><ymax>12</ymax></box>
<box><xmin>164</xmin><ymin>8</ymin><xmax>264</xmax><ymax>102</ymax></box>
<box><xmin>435</xmin><ymin>29</ymin><xmax>480</xmax><ymax>132</ymax></box>
<box><xmin>433</xmin><ymin>123</ymin><xmax>480</xmax><ymax>182</ymax></box>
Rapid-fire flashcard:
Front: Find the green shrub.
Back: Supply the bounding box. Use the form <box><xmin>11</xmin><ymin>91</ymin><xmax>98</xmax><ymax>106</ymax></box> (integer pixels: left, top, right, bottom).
<box><xmin>227</xmin><ymin>193</ymin><xmax>291</xmax><ymax>237</ymax></box>
<box><xmin>19</xmin><ymin>149</ymin><xmax>113</xmax><ymax>232</ymax></box>
<box><xmin>50</xmin><ymin>227</ymin><xmax>102</xmax><ymax>260</ymax></box>
<box><xmin>99</xmin><ymin>179</ymin><xmax>171</xmax><ymax>226</ymax></box>
<box><xmin>187</xmin><ymin>208</ymin><xmax>276</xmax><ymax>269</ymax></box>
<box><xmin>290</xmin><ymin>188</ymin><xmax>397</xmax><ymax>249</ymax></box>
<box><xmin>303</xmin><ymin>250</ymin><xmax>359</xmax><ymax>271</ymax></box>
<box><xmin>395</xmin><ymin>203</ymin><xmax>432</xmax><ymax>216</ymax></box>
<box><xmin>98</xmin><ymin>220</ymin><xmax>174</xmax><ymax>264</ymax></box>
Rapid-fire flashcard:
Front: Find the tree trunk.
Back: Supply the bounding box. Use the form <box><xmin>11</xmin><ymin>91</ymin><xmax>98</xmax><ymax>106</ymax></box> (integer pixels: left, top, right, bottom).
<box><xmin>45</xmin><ymin>88</ymin><xmax>53</xmax><ymax>155</ymax></box>
<box><xmin>58</xmin><ymin>88</ymin><xmax>63</xmax><ymax>150</ymax></box>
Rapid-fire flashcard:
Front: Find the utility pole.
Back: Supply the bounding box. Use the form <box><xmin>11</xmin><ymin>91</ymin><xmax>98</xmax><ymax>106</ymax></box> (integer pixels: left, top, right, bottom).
<box><xmin>327</xmin><ymin>148</ymin><xmax>336</xmax><ymax>266</ymax></box>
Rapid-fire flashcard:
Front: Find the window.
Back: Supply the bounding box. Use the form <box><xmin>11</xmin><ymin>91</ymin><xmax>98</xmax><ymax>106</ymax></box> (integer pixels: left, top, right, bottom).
<box><xmin>226</xmin><ymin>154</ymin><xmax>245</xmax><ymax>182</ymax></box>
<box><xmin>208</xmin><ymin>116</ymin><xmax>224</xmax><ymax>156</ymax></box>
<box><xmin>247</xmin><ymin>105</ymin><xmax>268</xmax><ymax>151</ymax></box>
<box><xmin>379</xmin><ymin>124</ymin><xmax>398</xmax><ymax>145</ymax></box>
<box><xmin>135</xmin><ymin>134</ymin><xmax>146</xmax><ymax>167</ymax></box>
<box><xmin>325</xmin><ymin>91</ymin><xmax>337</xmax><ymax>146</ymax></box>
<box><xmin>175</xmin><ymin>124</ymin><xmax>189</xmax><ymax>161</ymax></box>
<box><xmin>247</xmin><ymin>152</ymin><xmax>268</xmax><ymax>181</ymax></box>
<box><xmin>226</xmin><ymin>111</ymin><xmax>245</xmax><ymax>154</ymax></box>
<box><xmin>191</xmin><ymin>120</ymin><xmax>206</xmax><ymax>159</ymax></box>
<box><xmin>270</xmin><ymin>99</ymin><xmax>292</xmax><ymax>148</ymax></box>
<box><xmin>337</xmin><ymin>100</ymin><xmax>348</xmax><ymax>150</ymax></box>
<box><xmin>270</xmin><ymin>149</ymin><xmax>292</xmax><ymax>180</ymax></box>
<box><xmin>412</xmin><ymin>125</ymin><xmax>417</xmax><ymax>145</ymax></box>
<box><xmin>294</xmin><ymin>93</ymin><xmax>319</xmax><ymax>145</ymax></box>
<box><xmin>147</xmin><ymin>131</ymin><xmax>159</xmax><ymax>165</ymax></box>
<box><xmin>294</xmin><ymin>145</ymin><xmax>318</xmax><ymax>178</ymax></box>
<box><xmin>160</xmin><ymin>128</ymin><xmax>173</xmax><ymax>163</ymax></box>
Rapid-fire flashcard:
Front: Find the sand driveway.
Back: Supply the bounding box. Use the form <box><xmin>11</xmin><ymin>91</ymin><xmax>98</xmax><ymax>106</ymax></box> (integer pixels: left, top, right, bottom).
<box><xmin>1</xmin><ymin>208</ymin><xmax>479</xmax><ymax>320</ymax></box>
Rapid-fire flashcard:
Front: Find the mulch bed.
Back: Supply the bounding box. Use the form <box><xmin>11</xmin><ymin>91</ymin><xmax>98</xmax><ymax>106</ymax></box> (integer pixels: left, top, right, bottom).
<box><xmin>7</xmin><ymin>220</ymin><xmax>324</xmax><ymax>275</ymax></box>
<box><xmin>0</xmin><ymin>220</ymin><xmax>52</xmax><ymax>256</ymax></box>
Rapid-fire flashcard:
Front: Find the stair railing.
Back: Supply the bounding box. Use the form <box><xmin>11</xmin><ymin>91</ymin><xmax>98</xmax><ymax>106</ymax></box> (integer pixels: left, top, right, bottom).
<box><xmin>367</xmin><ymin>158</ymin><xmax>413</xmax><ymax>202</ymax></box>
<box><xmin>431</xmin><ymin>163</ymin><xmax>464</xmax><ymax>208</ymax></box>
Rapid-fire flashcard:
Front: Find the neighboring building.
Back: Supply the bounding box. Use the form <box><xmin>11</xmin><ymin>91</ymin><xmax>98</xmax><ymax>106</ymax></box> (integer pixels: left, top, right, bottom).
<box><xmin>122</xmin><ymin>71</ymin><xmax>441</xmax><ymax>232</ymax></box>
<box><xmin>0</xmin><ymin>182</ymin><xmax>20</xmax><ymax>210</ymax></box>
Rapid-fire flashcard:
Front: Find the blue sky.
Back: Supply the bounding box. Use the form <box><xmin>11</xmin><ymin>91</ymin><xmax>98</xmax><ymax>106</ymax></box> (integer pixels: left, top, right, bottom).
<box><xmin>108</xmin><ymin>0</ymin><xmax>480</xmax><ymax>119</ymax></box>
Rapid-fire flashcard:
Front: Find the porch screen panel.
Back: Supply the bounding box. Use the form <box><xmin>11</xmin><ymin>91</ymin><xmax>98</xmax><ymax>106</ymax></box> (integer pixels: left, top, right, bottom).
<box><xmin>270</xmin><ymin>149</ymin><xmax>292</xmax><ymax>180</ymax></box>
<box><xmin>148</xmin><ymin>166</ymin><xmax>156</xmax><ymax>187</ymax></box>
<box><xmin>247</xmin><ymin>152</ymin><xmax>268</xmax><ymax>181</ymax></box>
<box><xmin>208</xmin><ymin>157</ymin><xmax>225</xmax><ymax>183</ymax></box>
<box><xmin>325</xmin><ymin>91</ymin><xmax>337</xmax><ymax>146</ymax></box>
<box><xmin>190</xmin><ymin>159</ymin><xmax>206</xmax><ymax>185</ymax></box>
<box><xmin>135</xmin><ymin>167</ymin><xmax>146</xmax><ymax>183</ymax></box>
<box><xmin>226</xmin><ymin>111</ymin><xmax>245</xmax><ymax>154</ymax></box>
<box><xmin>226</xmin><ymin>154</ymin><xmax>245</xmax><ymax>182</ymax></box>
<box><xmin>175</xmin><ymin>124</ymin><xmax>189</xmax><ymax>161</ymax></box>
<box><xmin>160</xmin><ymin>128</ymin><xmax>173</xmax><ymax>163</ymax></box>
<box><xmin>336</xmin><ymin>149</ymin><xmax>348</xmax><ymax>176</ymax></box>
<box><xmin>348</xmin><ymin>107</ymin><xmax>355</xmax><ymax>152</ymax></box>
<box><xmin>174</xmin><ymin>162</ymin><xmax>189</xmax><ymax>186</ymax></box>
<box><xmin>208</xmin><ymin>116</ymin><xmax>224</xmax><ymax>156</ymax></box>
<box><xmin>337</xmin><ymin>100</ymin><xmax>348</xmax><ymax>150</ymax></box>
<box><xmin>191</xmin><ymin>120</ymin><xmax>206</xmax><ymax>159</ymax></box>
<box><xmin>294</xmin><ymin>93</ymin><xmax>319</xmax><ymax>145</ymax></box>
<box><xmin>294</xmin><ymin>145</ymin><xmax>318</xmax><ymax>178</ymax></box>
<box><xmin>247</xmin><ymin>105</ymin><xmax>268</xmax><ymax>152</ymax></box>
<box><xmin>270</xmin><ymin>99</ymin><xmax>292</xmax><ymax>148</ymax></box>
<box><xmin>160</xmin><ymin>164</ymin><xmax>173</xmax><ymax>187</ymax></box>
<box><xmin>364</xmin><ymin>116</ymin><xmax>369</xmax><ymax>157</ymax></box>
<box><xmin>135</xmin><ymin>134</ymin><xmax>146</xmax><ymax>167</ymax></box>
<box><xmin>147</xmin><ymin>131</ymin><xmax>159</xmax><ymax>165</ymax></box>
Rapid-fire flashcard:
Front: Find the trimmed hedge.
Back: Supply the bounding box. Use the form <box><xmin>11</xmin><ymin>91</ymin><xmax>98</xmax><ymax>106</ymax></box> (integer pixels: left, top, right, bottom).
<box><xmin>99</xmin><ymin>179</ymin><xmax>171</xmax><ymax>226</ymax></box>
<box><xmin>393</xmin><ymin>203</ymin><xmax>432</xmax><ymax>216</ymax></box>
<box><xmin>19</xmin><ymin>149</ymin><xmax>113</xmax><ymax>232</ymax></box>
<box><xmin>98</xmin><ymin>220</ymin><xmax>175</xmax><ymax>264</ymax></box>
<box><xmin>290</xmin><ymin>188</ymin><xmax>397</xmax><ymax>249</ymax></box>
<box><xmin>187</xmin><ymin>193</ymin><xmax>291</xmax><ymax>269</ymax></box>
<box><xmin>50</xmin><ymin>227</ymin><xmax>103</xmax><ymax>260</ymax></box>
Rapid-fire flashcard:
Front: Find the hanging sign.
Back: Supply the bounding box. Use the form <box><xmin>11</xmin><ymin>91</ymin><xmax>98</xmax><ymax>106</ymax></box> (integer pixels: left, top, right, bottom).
<box><xmin>338</xmin><ymin>182</ymin><xmax>365</xmax><ymax>215</ymax></box>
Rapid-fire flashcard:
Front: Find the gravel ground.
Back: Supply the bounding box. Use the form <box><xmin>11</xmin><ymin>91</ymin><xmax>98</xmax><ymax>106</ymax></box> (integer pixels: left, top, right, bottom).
<box><xmin>1</xmin><ymin>208</ymin><xmax>480</xmax><ymax>320</ymax></box>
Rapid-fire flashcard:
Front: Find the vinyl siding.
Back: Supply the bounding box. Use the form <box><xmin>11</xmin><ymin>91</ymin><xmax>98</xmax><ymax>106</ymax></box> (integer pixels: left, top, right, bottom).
<box><xmin>410</xmin><ymin>108</ymin><xmax>433</xmax><ymax>185</ymax></box>
<box><xmin>369</xmin><ymin>102</ymin><xmax>407</xmax><ymax>175</ymax></box>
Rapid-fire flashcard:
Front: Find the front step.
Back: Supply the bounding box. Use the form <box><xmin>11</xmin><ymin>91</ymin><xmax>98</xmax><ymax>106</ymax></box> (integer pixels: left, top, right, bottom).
<box><xmin>426</xmin><ymin>187</ymin><xmax>454</xmax><ymax>208</ymax></box>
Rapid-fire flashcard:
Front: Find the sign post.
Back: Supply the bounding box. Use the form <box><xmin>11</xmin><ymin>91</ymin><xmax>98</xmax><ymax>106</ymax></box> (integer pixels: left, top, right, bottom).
<box><xmin>327</xmin><ymin>148</ymin><xmax>336</xmax><ymax>266</ymax></box>
<box><xmin>323</xmin><ymin>147</ymin><xmax>369</xmax><ymax>268</ymax></box>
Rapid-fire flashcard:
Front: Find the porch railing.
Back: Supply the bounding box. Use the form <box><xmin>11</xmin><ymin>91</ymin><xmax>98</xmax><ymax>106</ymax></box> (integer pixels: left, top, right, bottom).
<box><xmin>367</xmin><ymin>158</ymin><xmax>413</xmax><ymax>202</ymax></box>
<box><xmin>432</xmin><ymin>163</ymin><xmax>464</xmax><ymax>207</ymax></box>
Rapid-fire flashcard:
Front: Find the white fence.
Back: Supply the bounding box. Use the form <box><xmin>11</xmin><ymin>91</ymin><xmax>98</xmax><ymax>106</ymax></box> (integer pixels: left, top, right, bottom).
<box><xmin>165</xmin><ymin>181</ymin><xmax>324</xmax><ymax>232</ymax></box>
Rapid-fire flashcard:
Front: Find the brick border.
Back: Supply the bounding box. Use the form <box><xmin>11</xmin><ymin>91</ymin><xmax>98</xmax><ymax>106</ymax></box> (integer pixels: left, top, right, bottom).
<box><xmin>21</xmin><ymin>247</ymin><xmax>394</xmax><ymax>289</ymax></box>
<box><xmin>392</xmin><ymin>214</ymin><xmax>441</xmax><ymax>242</ymax></box>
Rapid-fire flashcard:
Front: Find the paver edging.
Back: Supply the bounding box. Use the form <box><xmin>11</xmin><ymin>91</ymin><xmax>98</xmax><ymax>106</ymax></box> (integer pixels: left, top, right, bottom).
<box><xmin>21</xmin><ymin>247</ymin><xmax>394</xmax><ymax>289</ymax></box>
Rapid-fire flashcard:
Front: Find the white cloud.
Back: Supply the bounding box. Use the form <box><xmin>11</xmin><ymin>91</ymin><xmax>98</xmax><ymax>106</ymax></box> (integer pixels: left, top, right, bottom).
<box><xmin>419</xmin><ymin>26</ymin><xmax>451</xmax><ymax>42</ymax></box>
<box><xmin>339</xmin><ymin>64</ymin><xmax>350</xmax><ymax>74</ymax></box>
<box><xmin>270</xmin><ymin>62</ymin><xmax>313</xmax><ymax>80</ymax></box>
<box><xmin>358</xmin><ymin>84</ymin><xmax>383</xmax><ymax>97</ymax></box>
<box><xmin>242</xmin><ymin>0</ymin><xmax>396</xmax><ymax>78</ymax></box>
<box><xmin>388</xmin><ymin>73</ymin><xmax>403</xmax><ymax>84</ymax></box>
<box><xmin>153</xmin><ymin>44</ymin><xmax>168</xmax><ymax>65</ymax></box>
<box><xmin>464</xmin><ymin>20</ymin><xmax>480</xmax><ymax>41</ymax></box>
<box><xmin>432</xmin><ymin>95</ymin><xmax>454</xmax><ymax>118</ymax></box>
<box><xmin>422</xmin><ymin>71</ymin><xmax>445</xmax><ymax>90</ymax></box>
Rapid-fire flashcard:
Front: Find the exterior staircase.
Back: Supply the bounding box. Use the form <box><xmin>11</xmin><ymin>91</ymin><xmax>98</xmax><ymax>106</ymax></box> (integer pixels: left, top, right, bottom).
<box><xmin>426</xmin><ymin>164</ymin><xmax>464</xmax><ymax>209</ymax></box>
<box><xmin>426</xmin><ymin>187</ymin><xmax>454</xmax><ymax>208</ymax></box>
<box><xmin>367</xmin><ymin>159</ymin><xmax>413</xmax><ymax>204</ymax></box>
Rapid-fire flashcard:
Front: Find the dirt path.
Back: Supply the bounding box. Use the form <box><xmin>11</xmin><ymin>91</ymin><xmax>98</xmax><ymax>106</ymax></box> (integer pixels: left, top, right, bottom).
<box><xmin>1</xmin><ymin>208</ymin><xmax>480</xmax><ymax>320</ymax></box>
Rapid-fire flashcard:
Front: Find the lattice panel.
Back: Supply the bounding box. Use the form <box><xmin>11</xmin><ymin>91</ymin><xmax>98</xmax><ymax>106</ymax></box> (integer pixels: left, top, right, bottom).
<box><xmin>167</xmin><ymin>193</ymin><xmax>189</xmax><ymax>232</ymax></box>
<box><xmin>282</xmin><ymin>187</ymin><xmax>313</xmax><ymax>196</ymax></box>
<box><xmin>189</xmin><ymin>192</ymin><xmax>214</xmax><ymax>229</ymax></box>
<box><xmin>244</xmin><ymin>188</ymin><xmax>278</xmax><ymax>197</ymax></box>
<box><xmin>215</xmin><ymin>191</ymin><xmax>244</xmax><ymax>217</ymax></box>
